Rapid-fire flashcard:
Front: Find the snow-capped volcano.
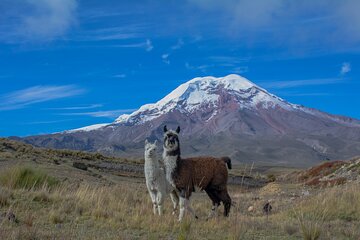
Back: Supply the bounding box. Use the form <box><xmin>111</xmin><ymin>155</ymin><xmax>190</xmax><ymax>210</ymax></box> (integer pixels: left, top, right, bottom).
<box><xmin>115</xmin><ymin>74</ymin><xmax>294</xmax><ymax>125</ymax></box>
<box><xmin>20</xmin><ymin>74</ymin><xmax>360</xmax><ymax>167</ymax></box>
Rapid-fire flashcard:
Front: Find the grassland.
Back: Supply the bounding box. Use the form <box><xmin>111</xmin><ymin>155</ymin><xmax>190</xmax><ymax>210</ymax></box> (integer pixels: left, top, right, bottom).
<box><xmin>0</xmin><ymin>138</ymin><xmax>359</xmax><ymax>239</ymax></box>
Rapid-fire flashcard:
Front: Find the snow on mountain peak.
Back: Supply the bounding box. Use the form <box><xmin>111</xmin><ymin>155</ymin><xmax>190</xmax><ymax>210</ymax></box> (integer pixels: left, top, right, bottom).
<box><xmin>61</xmin><ymin>74</ymin><xmax>359</xmax><ymax>133</ymax></box>
<box><xmin>115</xmin><ymin>74</ymin><xmax>288</xmax><ymax>125</ymax></box>
<box><xmin>63</xmin><ymin>123</ymin><xmax>111</xmax><ymax>133</ymax></box>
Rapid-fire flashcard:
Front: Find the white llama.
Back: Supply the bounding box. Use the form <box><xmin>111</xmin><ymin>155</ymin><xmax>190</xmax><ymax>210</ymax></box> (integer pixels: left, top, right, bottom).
<box><xmin>144</xmin><ymin>139</ymin><xmax>179</xmax><ymax>215</ymax></box>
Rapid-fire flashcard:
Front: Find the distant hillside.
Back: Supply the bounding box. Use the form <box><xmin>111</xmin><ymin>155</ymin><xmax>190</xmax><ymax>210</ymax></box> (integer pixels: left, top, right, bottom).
<box><xmin>284</xmin><ymin>156</ymin><xmax>360</xmax><ymax>186</ymax></box>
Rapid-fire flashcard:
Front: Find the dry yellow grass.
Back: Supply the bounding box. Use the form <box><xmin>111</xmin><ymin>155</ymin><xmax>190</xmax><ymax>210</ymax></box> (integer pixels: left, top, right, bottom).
<box><xmin>1</xmin><ymin>181</ymin><xmax>359</xmax><ymax>239</ymax></box>
<box><xmin>0</xmin><ymin>164</ymin><xmax>359</xmax><ymax>239</ymax></box>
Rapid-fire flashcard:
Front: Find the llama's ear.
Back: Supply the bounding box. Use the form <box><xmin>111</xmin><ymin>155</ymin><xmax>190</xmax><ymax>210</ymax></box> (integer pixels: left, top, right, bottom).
<box><xmin>154</xmin><ymin>140</ymin><xmax>158</xmax><ymax>145</ymax></box>
<box><xmin>163</xmin><ymin>125</ymin><xmax>168</xmax><ymax>133</ymax></box>
<box><xmin>176</xmin><ymin>126</ymin><xmax>180</xmax><ymax>133</ymax></box>
<box><xmin>145</xmin><ymin>139</ymin><xmax>148</xmax><ymax>144</ymax></box>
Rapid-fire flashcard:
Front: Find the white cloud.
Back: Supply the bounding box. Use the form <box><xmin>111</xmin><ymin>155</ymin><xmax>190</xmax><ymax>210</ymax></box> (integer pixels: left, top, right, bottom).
<box><xmin>145</xmin><ymin>39</ymin><xmax>154</xmax><ymax>51</ymax></box>
<box><xmin>47</xmin><ymin>104</ymin><xmax>102</xmax><ymax>110</ymax></box>
<box><xmin>61</xmin><ymin>109</ymin><xmax>135</xmax><ymax>118</ymax></box>
<box><xmin>19</xmin><ymin>0</ymin><xmax>77</xmax><ymax>42</ymax></box>
<box><xmin>208</xmin><ymin>56</ymin><xmax>249</xmax><ymax>64</ymax></box>
<box><xmin>187</xmin><ymin>0</ymin><xmax>360</xmax><ymax>52</ymax></box>
<box><xmin>162</xmin><ymin>53</ymin><xmax>170</xmax><ymax>64</ymax></box>
<box><xmin>113</xmin><ymin>74</ymin><xmax>127</xmax><ymax>78</ymax></box>
<box><xmin>185</xmin><ymin>62</ymin><xmax>209</xmax><ymax>72</ymax></box>
<box><xmin>25</xmin><ymin>119</ymin><xmax>73</xmax><ymax>125</ymax></box>
<box><xmin>232</xmin><ymin>66</ymin><xmax>248</xmax><ymax>74</ymax></box>
<box><xmin>260</xmin><ymin>78</ymin><xmax>343</xmax><ymax>89</ymax></box>
<box><xmin>171</xmin><ymin>38</ymin><xmax>184</xmax><ymax>50</ymax></box>
<box><xmin>0</xmin><ymin>85</ymin><xmax>85</xmax><ymax>111</ymax></box>
<box><xmin>340</xmin><ymin>62</ymin><xmax>351</xmax><ymax>75</ymax></box>
<box><xmin>72</xmin><ymin>25</ymin><xmax>151</xmax><ymax>43</ymax></box>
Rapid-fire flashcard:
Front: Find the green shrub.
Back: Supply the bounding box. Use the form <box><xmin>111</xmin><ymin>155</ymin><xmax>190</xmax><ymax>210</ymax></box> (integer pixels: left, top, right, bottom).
<box><xmin>0</xmin><ymin>166</ymin><xmax>58</xmax><ymax>190</ymax></box>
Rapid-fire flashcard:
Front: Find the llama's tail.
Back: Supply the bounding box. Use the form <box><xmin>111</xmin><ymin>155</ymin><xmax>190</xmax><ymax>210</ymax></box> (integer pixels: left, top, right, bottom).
<box><xmin>221</xmin><ymin>157</ymin><xmax>232</xmax><ymax>169</ymax></box>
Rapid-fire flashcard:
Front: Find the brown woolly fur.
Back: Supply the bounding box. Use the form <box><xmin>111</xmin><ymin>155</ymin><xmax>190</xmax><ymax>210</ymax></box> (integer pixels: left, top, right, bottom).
<box><xmin>174</xmin><ymin>156</ymin><xmax>230</xmax><ymax>196</ymax></box>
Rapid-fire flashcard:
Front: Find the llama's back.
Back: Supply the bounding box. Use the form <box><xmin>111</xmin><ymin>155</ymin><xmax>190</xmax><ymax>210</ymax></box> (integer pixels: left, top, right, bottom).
<box><xmin>178</xmin><ymin>156</ymin><xmax>229</xmax><ymax>190</ymax></box>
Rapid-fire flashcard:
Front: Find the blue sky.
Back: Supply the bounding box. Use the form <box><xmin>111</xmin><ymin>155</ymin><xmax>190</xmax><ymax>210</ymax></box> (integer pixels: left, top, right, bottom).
<box><xmin>0</xmin><ymin>0</ymin><xmax>359</xmax><ymax>137</ymax></box>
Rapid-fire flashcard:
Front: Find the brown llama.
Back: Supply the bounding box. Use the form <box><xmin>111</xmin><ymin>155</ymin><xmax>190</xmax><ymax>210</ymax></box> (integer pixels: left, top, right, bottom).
<box><xmin>162</xmin><ymin>125</ymin><xmax>232</xmax><ymax>221</ymax></box>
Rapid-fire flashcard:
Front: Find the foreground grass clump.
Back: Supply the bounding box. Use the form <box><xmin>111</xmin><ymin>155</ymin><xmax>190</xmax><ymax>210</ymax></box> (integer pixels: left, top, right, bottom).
<box><xmin>0</xmin><ymin>166</ymin><xmax>58</xmax><ymax>190</ymax></box>
<box><xmin>290</xmin><ymin>183</ymin><xmax>360</xmax><ymax>240</ymax></box>
<box><xmin>0</xmin><ymin>187</ymin><xmax>12</xmax><ymax>206</ymax></box>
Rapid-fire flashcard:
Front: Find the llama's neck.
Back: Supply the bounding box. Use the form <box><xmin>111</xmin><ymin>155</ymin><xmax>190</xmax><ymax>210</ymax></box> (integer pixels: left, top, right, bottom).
<box><xmin>144</xmin><ymin>154</ymin><xmax>160</xmax><ymax>169</ymax></box>
<box><xmin>163</xmin><ymin>148</ymin><xmax>180</xmax><ymax>187</ymax></box>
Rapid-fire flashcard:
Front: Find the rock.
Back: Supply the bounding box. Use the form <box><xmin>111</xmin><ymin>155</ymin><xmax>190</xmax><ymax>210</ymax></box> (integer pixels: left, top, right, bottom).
<box><xmin>248</xmin><ymin>206</ymin><xmax>254</xmax><ymax>212</ymax></box>
<box><xmin>55</xmin><ymin>223</ymin><xmax>62</xmax><ymax>229</ymax></box>
<box><xmin>73</xmin><ymin>162</ymin><xmax>88</xmax><ymax>171</ymax></box>
<box><xmin>263</xmin><ymin>202</ymin><xmax>272</xmax><ymax>215</ymax></box>
<box><xmin>7</xmin><ymin>211</ymin><xmax>16</xmax><ymax>222</ymax></box>
<box><xmin>0</xmin><ymin>211</ymin><xmax>18</xmax><ymax>223</ymax></box>
<box><xmin>301</xmin><ymin>190</ymin><xmax>310</xmax><ymax>196</ymax></box>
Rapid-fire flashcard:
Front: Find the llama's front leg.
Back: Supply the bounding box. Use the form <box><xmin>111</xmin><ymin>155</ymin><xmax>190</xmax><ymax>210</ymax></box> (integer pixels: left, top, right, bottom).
<box><xmin>156</xmin><ymin>191</ymin><xmax>164</xmax><ymax>215</ymax></box>
<box><xmin>170</xmin><ymin>190</ymin><xmax>179</xmax><ymax>215</ymax></box>
<box><xmin>184</xmin><ymin>198</ymin><xmax>198</xmax><ymax>219</ymax></box>
<box><xmin>178</xmin><ymin>196</ymin><xmax>186</xmax><ymax>221</ymax></box>
<box><xmin>149</xmin><ymin>190</ymin><xmax>157</xmax><ymax>215</ymax></box>
<box><xmin>153</xmin><ymin>203</ymin><xmax>158</xmax><ymax>214</ymax></box>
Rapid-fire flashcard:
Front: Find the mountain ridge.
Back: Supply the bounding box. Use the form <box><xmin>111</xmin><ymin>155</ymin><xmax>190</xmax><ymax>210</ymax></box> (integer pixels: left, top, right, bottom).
<box><xmin>16</xmin><ymin>74</ymin><xmax>360</xmax><ymax>167</ymax></box>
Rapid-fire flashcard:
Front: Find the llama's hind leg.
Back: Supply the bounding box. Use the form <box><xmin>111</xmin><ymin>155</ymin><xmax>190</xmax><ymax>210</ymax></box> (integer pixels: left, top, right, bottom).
<box><xmin>178</xmin><ymin>190</ymin><xmax>198</xmax><ymax>221</ymax></box>
<box><xmin>170</xmin><ymin>190</ymin><xmax>179</xmax><ymax>215</ymax></box>
<box><xmin>218</xmin><ymin>190</ymin><xmax>232</xmax><ymax>217</ymax></box>
<box><xmin>205</xmin><ymin>188</ymin><xmax>221</xmax><ymax>219</ymax></box>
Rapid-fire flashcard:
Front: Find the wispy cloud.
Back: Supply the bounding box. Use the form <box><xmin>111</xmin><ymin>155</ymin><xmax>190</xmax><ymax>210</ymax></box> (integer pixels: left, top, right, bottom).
<box><xmin>260</xmin><ymin>78</ymin><xmax>344</xmax><ymax>89</ymax></box>
<box><xmin>232</xmin><ymin>66</ymin><xmax>249</xmax><ymax>74</ymax></box>
<box><xmin>60</xmin><ymin>109</ymin><xmax>135</xmax><ymax>118</ymax></box>
<box><xmin>161</xmin><ymin>39</ymin><xmax>185</xmax><ymax>65</ymax></box>
<box><xmin>171</xmin><ymin>38</ymin><xmax>184</xmax><ymax>50</ymax></box>
<box><xmin>0</xmin><ymin>85</ymin><xmax>85</xmax><ymax>111</ymax></box>
<box><xmin>113</xmin><ymin>74</ymin><xmax>127</xmax><ymax>78</ymax></box>
<box><xmin>276</xmin><ymin>92</ymin><xmax>331</xmax><ymax>97</ymax></box>
<box><xmin>1</xmin><ymin>0</ymin><xmax>78</xmax><ymax>43</ymax></box>
<box><xmin>72</xmin><ymin>25</ymin><xmax>149</xmax><ymax>42</ymax></box>
<box><xmin>145</xmin><ymin>39</ymin><xmax>153</xmax><ymax>51</ymax></box>
<box><xmin>188</xmin><ymin>0</ymin><xmax>360</xmax><ymax>53</ymax></box>
<box><xmin>185</xmin><ymin>62</ymin><xmax>210</xmax><ymax>72</ymax></box>
<box><xmin>105</xmin><ymin>39</ymin><xmax>153</xmax><ymax>51</ymax></box>
<box><xmin>24</xmin><ymin>119</ymin><xmax>74</xmax><ymax>125</ymax></box>
<box><xmin>46</xmin><ymin>104</ymin><xmax>102</xmax><ymax>110</ymax></box>
<box><xmin>162</xmin><ymin>53</ymin><xmax>170</xmax><ymax>64</ymax></box>
<box><xmin>208</xmin><ymin>56</ymin><xmax>249</xmax><ymax>64</ymax></box>
<box><xmin>340</xmin><ymin>62</ymin><xmax>351</xmax><ymax>75</ymax></box>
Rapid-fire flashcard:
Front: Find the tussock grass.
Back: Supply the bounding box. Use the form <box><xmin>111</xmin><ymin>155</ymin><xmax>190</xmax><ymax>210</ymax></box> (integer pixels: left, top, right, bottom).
<box><xmin>0</xmin><ymin>187</ymin><xmax>11</xmax><ymax>207</ymax></box>
<box><xmin>293</xmin><ymin>183</ymin><xmax>360</xmax><ymax>222</ymax></box>
<box><xmin>289</xmin><ymin>183</ymin><xmax>360</xmax><ymax>240</ymax></box>
<box><xmin>0</xmin><ymin>166</ymin><xmax>58</xmax><ymax>190</ymax></box>
<box><xmin>294</xmin><ymin>209</ymin><xmax>325</xmax><ymax>240</ymax></box>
